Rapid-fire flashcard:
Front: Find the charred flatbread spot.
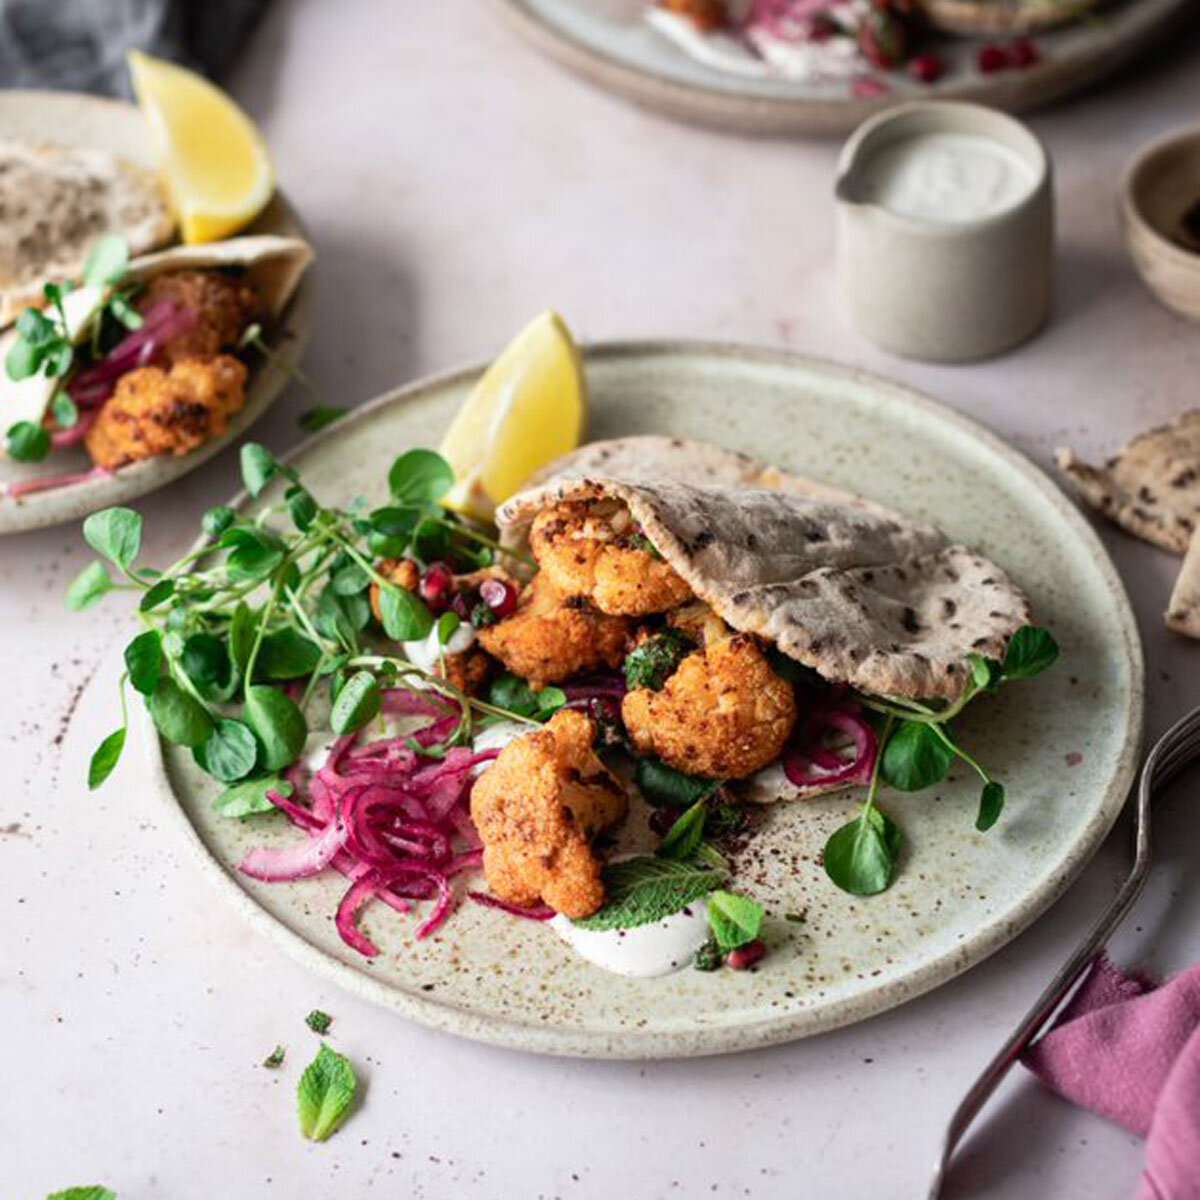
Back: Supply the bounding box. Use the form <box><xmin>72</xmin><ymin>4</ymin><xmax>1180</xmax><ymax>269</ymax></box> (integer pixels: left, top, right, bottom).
<box><xmin>901</xmin><ymin>607</ymin><xmax>921</xmax><ymax>634</ymax></box>
<box><xmin>942</xmin><ymin>598</ymin><xmax>957</xmax><ymax>618</ymax></box>
<box><xmin>694</xmin><ymin>529</ymin><xmax>715</xmax><ymax>549</ymax></box>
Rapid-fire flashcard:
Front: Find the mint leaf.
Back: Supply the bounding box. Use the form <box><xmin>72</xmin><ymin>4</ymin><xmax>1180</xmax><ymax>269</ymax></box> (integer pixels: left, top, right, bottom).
<box><xmin>624</xmin><ymin>628</ymin><xmax>694</xmax><ymax>691</ymax></box>
<box><xmin>297</xmin><ymin>1042</ymin><xmax>357</xmax><ymax>1142</ymax></box>
<box><xmin>573</xmin><ymin>857</ymin><xmax>723</xmax><ymax>931</ymax></box>
<box><xmin>634</xmin><ymin>756</ymin><xmax>719</xmax><ymax>808</ymax></box>
<box><xmin>656</xmin><ymin>797</ymin><xmax>707</xmax><ymax>860</ymax></box>
<box><xmin>47</xmin><ymin>1189</ymin><xmax>116</xmax><ymax>1200</ymax></box>
<box><xmin>263</xmin><ymin>1045</ymin><xmax>285</xmax><ymax>1069</ymax></box>
<box><xmin>707</xmin><ymin>889</ymin><xmax>764</xmax><ymax>951</ymax></box>
<box><xmin>306</xmin><ymin>1009</ymin><xmax>332</xmax><ymax>1034</ymax></box>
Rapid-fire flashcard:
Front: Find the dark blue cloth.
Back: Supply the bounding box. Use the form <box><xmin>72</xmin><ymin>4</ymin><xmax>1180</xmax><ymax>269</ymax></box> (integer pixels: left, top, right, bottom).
<box><xmin>0</xmin><ymin>0</ymin><xmax>269</xmax><ymax>95</ymax></box>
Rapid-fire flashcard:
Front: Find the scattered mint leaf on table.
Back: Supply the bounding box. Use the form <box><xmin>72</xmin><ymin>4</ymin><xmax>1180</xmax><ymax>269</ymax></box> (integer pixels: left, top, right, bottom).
<box><xmin>305</xmin><ymin>1009</ymin><xmax>333</xmax><ymax>1035</ymax></box>
<box><xmin>297</xmin><ymin>1042</ymin><xmax>357</xmax><ymax>1142</ymax></box>
<box><xmin>47</xmin><ymin>1188</ymin><xmax>115</xmax><ymax>1200</ymax></box>
<box><xmin>263</xmin><ymin>1045</ymin><xmax>286</xmax><ymax>1069</ymax></box>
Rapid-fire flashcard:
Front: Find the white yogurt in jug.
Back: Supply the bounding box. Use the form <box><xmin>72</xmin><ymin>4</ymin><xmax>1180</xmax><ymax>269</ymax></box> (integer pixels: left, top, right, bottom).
<box><xmin>856</xmin><ymin>131</ymin><xmax>1037</xmax><ymax>225</ymax></box>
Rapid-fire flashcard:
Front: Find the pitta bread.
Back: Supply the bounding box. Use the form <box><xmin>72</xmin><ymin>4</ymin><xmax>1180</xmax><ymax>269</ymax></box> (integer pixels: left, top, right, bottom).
<box><xmin>1057</xmin><ymin>411</ymin><xmax>1200</xmax><ymax>554</ymax></box>
<box><xmin>1167</xmin><ymin>528</ymin><xmax>1200</xmax><ymax>640</ymax></box>
<box><xmin>0</xmin><ymin>141</ymin><xmax>173</xmax><ymax>327</ymax></box>
<box><xmin>500</xmin><ymin>438</ymin><xmax>1030</xmax><ymax>701</ymax></box>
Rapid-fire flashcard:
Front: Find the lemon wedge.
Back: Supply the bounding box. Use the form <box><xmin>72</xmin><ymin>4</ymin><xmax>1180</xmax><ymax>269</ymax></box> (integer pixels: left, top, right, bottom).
<box><xmin>440</xmin><ymin>311</ymin><xmax>587</xmax><ymax>519</ymax></box>
<box><xmin>127</xmin><ymin>49</ymin><xmax>274</xmax><ymax>244</ymax></box>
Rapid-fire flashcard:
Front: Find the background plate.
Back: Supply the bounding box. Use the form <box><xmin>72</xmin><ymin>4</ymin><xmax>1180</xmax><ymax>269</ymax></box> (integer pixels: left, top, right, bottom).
<box><xmin>492</xmin><ymin>0</ymin><xmax>1192</xmax><ymax>136</ymax></box>
<box><xmin>143</xmin><ymin>343</ymin><xmax>1143</xmax><ymax>1058</ymax></box>
<box><xmin>0</xmin><ymin>90</ymin><xmax>315</xmax><ymax>534</ymax></box>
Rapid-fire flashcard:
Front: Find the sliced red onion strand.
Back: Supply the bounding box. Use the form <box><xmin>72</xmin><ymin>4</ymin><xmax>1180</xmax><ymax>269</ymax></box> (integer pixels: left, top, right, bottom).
<box><xmin>467</xmin><ymin>892</ymin><xmax>556</xmax><ymax>921</ymax></box>
<box><xmin>783</xmin><ymin>705</ymin><xmax>878</xmax><ymax>789</ymax></box>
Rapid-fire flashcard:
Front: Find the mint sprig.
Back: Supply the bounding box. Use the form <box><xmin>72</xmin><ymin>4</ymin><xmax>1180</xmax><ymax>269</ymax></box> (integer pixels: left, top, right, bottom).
<box><xmin>572</xmin><ymin>856</ymin><xmax>724</xmax><ymax>931</ymax></box>
<box><xmin>297</xmin><ymin>1042</ymin><xmax>357</xmax><ymax>1142</ymax></box>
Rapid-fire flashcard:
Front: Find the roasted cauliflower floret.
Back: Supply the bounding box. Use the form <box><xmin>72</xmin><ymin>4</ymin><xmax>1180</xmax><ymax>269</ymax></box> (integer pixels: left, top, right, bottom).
<box><xmin>477</xmin><ymin>572</ymin><xmax>632</xmax><ymax>687</ymax></box>
<box><xmin>84</xmin><ymin>354</ymin><xmax>247</xmax><ymax>469</ymax></box>
<box><xmin>140</xmin><ymin>268</ymin><xmax>260</xmax><ymax>365</ymax></box>
<box><xmin>622</xmin><ymin>632</ymin><xmax>797</xmax><ymax>779</ymax></box>
<box><xmin>470</xmin><ymin>709</ymin><xmax>627</xmax><ymax>918</ymax></box>
<box><xmin>529</xmin><ymin>498</ymin><xmax>693</xmax><ymax>616</ymax></box>
<box><xmin>655</xmin><ymin>0</ymin><xmax>727</xmax><ymax>31</ymax></box>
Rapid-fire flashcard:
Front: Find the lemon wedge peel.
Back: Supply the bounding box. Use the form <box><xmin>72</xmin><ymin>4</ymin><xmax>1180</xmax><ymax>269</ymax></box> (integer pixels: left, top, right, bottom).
<box><xmin>127</xmin><ymin>49</ymin><xmax>274</xmax><ymax>245</ymax></box>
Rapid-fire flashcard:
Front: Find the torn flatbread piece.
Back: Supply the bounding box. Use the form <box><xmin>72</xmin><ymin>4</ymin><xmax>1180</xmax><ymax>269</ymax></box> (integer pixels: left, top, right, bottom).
<box><xmin>1167</xmin><ymin>529</ymin><xmax>1200</xmax><ymax>640</ymax></box>
<box><xmin>0</xmin><ymin>141</ymin><xmax>174</xmax><ymax>327</ymax></box>
<box><xmin>1056</xmin><ymin>411</ymin><xmax>1200</xmax><ymax>555</ymax></box>
<box><xmin>500</xmin><ymin>438</ymin><xmax>1030</xmax><ymax>702</ymax></box>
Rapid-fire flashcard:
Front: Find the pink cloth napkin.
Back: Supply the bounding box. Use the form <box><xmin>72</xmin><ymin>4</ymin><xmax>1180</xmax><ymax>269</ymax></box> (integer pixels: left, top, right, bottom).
<box><xmin>1023</xmin><ymin>954</ymin><xmax>1200</xmax><ymax>1200</ymax></box>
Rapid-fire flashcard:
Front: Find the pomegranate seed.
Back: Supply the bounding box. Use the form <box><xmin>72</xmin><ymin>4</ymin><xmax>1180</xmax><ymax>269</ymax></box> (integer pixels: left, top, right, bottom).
<box><xmin>449</xmin><ymin>589</ymin><xmax>472</xmax><ymax>620</ymax></box>
<box><xmin>977</xmin><ymin>43</ymin><xmax>1009</xmax><ymax>73</ymax></box>
<box><xmin>649</xmin><ymin>807</ymin><xmax>682</xmax><ymax>837</ymax></box>
<box><xmin>726</xmin><ymin>939</ymin><xmax>766</xmax><ymax>970</ymax></box>
<box><xmin>418</xmin><ymin>562</ymin><xmax>455</xmax><ymax>612</ymax></box>
<box><xmin>908</xmin><ymin>52</ymin><xmax>945</xmax><ymax>84</ymax></box>
<box><xmin>1009</xmin><ymin>37</ymin><xmax>1038</xmax><ymax>68</ymax></box>
<box><xmin>479</xmin><ymin>577</ymin><xmax>518</xmax><ymax>618</ymax></box>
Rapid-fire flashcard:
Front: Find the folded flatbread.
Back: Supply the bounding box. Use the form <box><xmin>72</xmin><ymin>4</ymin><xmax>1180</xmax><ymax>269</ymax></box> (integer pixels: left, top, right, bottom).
<box><xmin>501</xmin><ymin>437</ymin><xmax>1030</xmax><ymax>702</ymax></box>
<box><xmin>1058</xmin><ymin>412</ymin><xmax>1200</xmax><ymax>641</ymax></box>
<box><xmin>0</xmin><ymin>141</ymin><xmax>174</xmax><ymax>327</ymax></box>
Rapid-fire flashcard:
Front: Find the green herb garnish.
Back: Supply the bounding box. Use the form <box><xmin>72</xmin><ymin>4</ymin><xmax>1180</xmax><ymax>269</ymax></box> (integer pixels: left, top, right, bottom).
<box><xmin>297</xmin><ymin>1042</ymin><xmax>357</xmax><ymax>1142</ymax></box>
<box><xmin>263</xmin><ymin>1045</ymin><xmax>286</xmax><ymax>1068</ymax></box>
<box><xmin>305</xmin><ymin>1009</ymin><xmax>333</xmax><ymax>1035</ymax></box>
<box><xmin>573</xmin><ymin>856</ymin><xmax>723</xmax><ymax>931</ymax></box>
<box><xmin>46</xmin><ymin>1189</ymin><xmax>116</xmax><ymax>1200</ymax></box>
<box><xmin>623</xmin><ymin>628</ymin><xmax>695</xmax><ymax>691</ymax></box>
<box><xmin>634</xmin><ymin>756</ymin><xmax>719</xmax><ymax>808</ymax></box>
<box><xmin>486</xmin><ymin>672</ymin><xmax>566</xmax><ymax>721</ymax></box>
<box><xmin>69</xmin><ymin>445</ymin><xmax>542</xmax><ymax>793</ymax></box>
<box><xmin>706</xmin><ymin>889</ymin><xmax>764</xmax><ymax>952</ymax></box>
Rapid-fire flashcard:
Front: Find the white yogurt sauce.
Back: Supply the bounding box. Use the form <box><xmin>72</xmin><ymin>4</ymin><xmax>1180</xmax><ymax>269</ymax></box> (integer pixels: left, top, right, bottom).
<box><xmin>551</xmin><ymin>899</ymin><xmax>711</xmax><ymax>979</ymax></box>
<box><xmin>402</xmin><ymin>622</ymin><xmax>477</xmax><ymax>676</ymax></box>
<box><xmin>469</xmin><ymin>719</ymin><xmax>530</xmax><ymax>775</ymax></box>
<box><xmin>856</xmin><ymin>132</ymin><xmax>1037</xmax><ymax>224</ymax></box>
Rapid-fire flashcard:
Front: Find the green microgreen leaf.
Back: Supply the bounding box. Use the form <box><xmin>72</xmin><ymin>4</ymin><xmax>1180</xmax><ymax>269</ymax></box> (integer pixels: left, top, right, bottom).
<box><xmin>65</xmin><ymin>560</ymin><xmax>114</xmax><ymax>611</ymax></box>
<box><xmin>244</xmin><ymin>686</ymin><xmax>308</xmax><ymax>771</ymax></box>
<box><xmin>881</xmin><ymin>720</ymin><xmax>953</xmax><ymax>792</ymax></box>
<box><xmin>83</xmin><ymin>232</ymin><xmax>129</xmax><ymax>287</ymax></box>
<box><xmin>83</xmin><ymin>507</ymin><xmax>142</xmax><ymax>571</ymax></box>
<box><xmin>976</xmin><ymin>780</ymin><xmax>1006</xmax><ymax>832</ymax></box>
<box><xmin>297</xmin><ymin>1042</ymin><xmax>357</xmax><ymax>1142</ymax></box>
<box><xmin>214</xmin><ymin>775</ymin><xmax>292</xmax><ymax>819</ymax></box>
<box><xmin>88</xmin><ymin>728</ymin><xmax>127</xmax><ymax>790</ymax></box>
<box><xmin>331</xmin><ymin>562</ymin><xmax>371</xmax><ymax>596</ymax></box>
<box><xmin>299</xmin><ymin>405</ymin><xmax>348</xmax><ymax>432</ymax></box>
<box><xmin>124</xmin><ymin>630</ymin><xmax>163</xmax><ymax>696</ymax></box>
<box><xmin>202</xmin><ymin>505</ymin><xmax>236</xmax><ymax>538</ymax></box>
<box><xmin>139</xmin><ymin>578</ymin><xmax>175</xmax><ymax>611</ymax></box>
<box><xmin>329</xmin><ymin>670</ymin><xmax>381</xmax><ymax>735</ymax></box>
<box><xmin>6</xmin><ymin>419</ymin><xmax>51</xmax><ymax>462</ymax></box>
<box><xmin>197</xmin><ymin>718</ymin><xmax>259</xmax><ymax>783</ymax></box>
<box><xmin>241</xmin><ymin>442</ymin><xmax>278</xmax><ymax>497</ymax></box>
<box><xmin>182</xmin><ymin>633</ymin><xmax>233</xmax><ymax>694</ymax></box>
<box><xmin>387</xmin><ymin>448</ymin><xmax>455</xmax><ymax>507</ymax></box>
<box><xmin>706</xmin><ymin>889</ymin><xmax>765</xmax><ymax>952</ymax></box>
<box><xmin>484</xmin><ymin>672</ymin><xmax>565</xmax><ymax>720</ymax></box>
<box><xmin>257</xmin><ymin>628</ymin><xmax>322</xmax><ymax>681</ymax></box>
<box><xmin>822</xmin><ymin>806</ymin><xmax>901</xmax><ymax>897</ymax></box>
<box><xmin>1002</xmin><ymin>626</ymin><xmax>1060</xmax><ymax>679</ymax></box>
<box><xmin>378</xmin><ymin>583</ymin><xmax>433</xmax><ymax>642</ymax></box>
<box><xmin>437</xmin><ymin>611</ymin><xmax>461</xmax><ymax>644</ymax></box>
<box><xmin>51</xmin><ymin>390</ymin><xmax>79</xmax><ymax>429</ymax></box>
<box><xmin>148</xmin><ymin>677</ymin><xmax>214</xmax><ymax>748</ymax></box>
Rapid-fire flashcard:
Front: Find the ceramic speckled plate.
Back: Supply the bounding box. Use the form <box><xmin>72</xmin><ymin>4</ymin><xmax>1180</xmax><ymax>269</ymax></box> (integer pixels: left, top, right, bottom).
<box><xmin>492</xmin><ymin>0</ymin><xmax>1192</xmax><ymax>136</ymax></box>
<box><xmin>0</xmin><ymin>91</ymin><xmax>315</xmax><ymax>535</ymax></box>
<box><xmin>142</xmin><ymin>343</ymin><xmax>1143</xmax><ymax>1058</ymax></box>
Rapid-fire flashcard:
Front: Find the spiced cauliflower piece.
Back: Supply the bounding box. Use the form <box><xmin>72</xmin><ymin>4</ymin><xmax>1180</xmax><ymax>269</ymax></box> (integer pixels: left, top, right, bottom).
<box><xmin>470</xmin><ymin>709</ymin><xmax>627</xmax><ymax>918</ymax></box>
<box><xmin>140</xmin><ymin>268</ymin><xmax>260</xmax><ymax>365</ymax></box>
<box><xmin>477</xmin><ymin>571</ymin><xmax>632</xmax><ymax>688</ymax></box>
<box><xmin>84</xmin><ymin>354</ymin><xmax>247</xmax><ymax>469</ymax></box>
<box><xmin>622</xmin><ymin>631</ymin><xmax>797</xmax><ymax>779</ymax></box>
<box><xmin>529</xmin><ymin>497</ymin><xmax>693</xmax><ymax>616</ymax></box>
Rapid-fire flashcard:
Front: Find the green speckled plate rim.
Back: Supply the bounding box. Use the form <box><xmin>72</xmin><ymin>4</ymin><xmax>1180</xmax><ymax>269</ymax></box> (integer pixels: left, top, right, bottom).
<box><xmin>489</xmin><ymin>0</ymin><xmax>1193</xmax><ymax>137</ymax></box>
<box><xmin>136</xmin><ymin>341</ymin><xmax>1144</xmax><ymax>1059</ymax></box>
<box><xmin>0</xmin><ymin>89</ymin><xmax>317</xmax><ymax>535</ymax></box>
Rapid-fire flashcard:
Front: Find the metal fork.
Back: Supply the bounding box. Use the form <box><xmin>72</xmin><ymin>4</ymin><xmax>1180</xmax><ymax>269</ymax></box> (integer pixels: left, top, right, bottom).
<box><xmin>928</xmin><ymin>705</ymin><xmax>1200</xmax><ymax>1198</ymax></box>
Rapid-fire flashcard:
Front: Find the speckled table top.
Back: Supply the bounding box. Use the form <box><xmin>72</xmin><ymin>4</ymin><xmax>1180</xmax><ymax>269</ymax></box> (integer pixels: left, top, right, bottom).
<box><xmin>3</xmin><ymin>2</ymin><xmax>1200</xmax><ymax>1197</ymax></box>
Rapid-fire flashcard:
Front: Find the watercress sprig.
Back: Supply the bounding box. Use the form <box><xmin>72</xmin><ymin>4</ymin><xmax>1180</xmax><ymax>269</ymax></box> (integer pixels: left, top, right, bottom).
<box><xmin>68</xmin><ymin>443</ymin><xmax>540</xmax><ymax>794</ymax></box>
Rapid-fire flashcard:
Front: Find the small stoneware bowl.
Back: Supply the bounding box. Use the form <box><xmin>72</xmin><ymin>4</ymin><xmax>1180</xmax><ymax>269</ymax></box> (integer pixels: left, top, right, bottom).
<box><xmin>1121</xmin><ymin>123</ymin><xmax>1200</xmax><ymax>322</ymax></box>
<box><xmin>836</xmin><ymin>101</ymin><xmax>1054</xmax><ymax>363</ymax></box>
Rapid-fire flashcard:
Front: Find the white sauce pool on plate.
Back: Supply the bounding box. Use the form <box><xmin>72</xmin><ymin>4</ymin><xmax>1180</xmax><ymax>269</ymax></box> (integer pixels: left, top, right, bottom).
<box><xmin>551</xmin><ymin>900</ymin><xmax>710</xmax><ymax>979</ymax></box>
<box><xmin>855</xmin><ymin>132</ymin><xmax>1037</xmax><ymax>224</ymax></box>
<box><xmin>470</xmin><ymin>719</ymin><xmax>531</xmax><ymax>775</ymax></box>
